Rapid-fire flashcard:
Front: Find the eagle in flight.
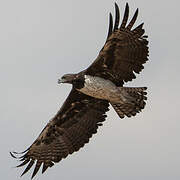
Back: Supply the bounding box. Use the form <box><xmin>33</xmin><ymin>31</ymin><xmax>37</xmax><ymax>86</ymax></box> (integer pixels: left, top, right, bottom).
<box><xmin>11</xmin><ymin>3</ymin><xmax>149</xmax><ymax>179</ymax></box>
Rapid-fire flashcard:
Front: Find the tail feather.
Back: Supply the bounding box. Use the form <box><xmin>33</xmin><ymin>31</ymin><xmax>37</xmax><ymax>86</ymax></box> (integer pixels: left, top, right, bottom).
<box><xmin>111</xmin><ymin>87</ymin><xmax>147</xmax><ymax>119</ymax></box>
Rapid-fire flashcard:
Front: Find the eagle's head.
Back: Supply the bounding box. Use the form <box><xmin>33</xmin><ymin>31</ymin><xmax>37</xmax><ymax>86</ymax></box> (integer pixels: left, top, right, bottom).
<box><xmin>58</xmin><ymin>74</ymin><xmax>77</xmax><ymax>84</ymax></box>
<box><xmin>58</xmin><ymin>73</ymin><xmax>85</xmax><ymax>89</ymax></box>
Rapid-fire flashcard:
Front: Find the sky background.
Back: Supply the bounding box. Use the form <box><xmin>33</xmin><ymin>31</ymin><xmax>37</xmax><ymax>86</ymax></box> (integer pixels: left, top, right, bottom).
<box><xmin>1</xmin><ymin>0</ymin><xmax>180</xmax><ymax>179</ymax></box>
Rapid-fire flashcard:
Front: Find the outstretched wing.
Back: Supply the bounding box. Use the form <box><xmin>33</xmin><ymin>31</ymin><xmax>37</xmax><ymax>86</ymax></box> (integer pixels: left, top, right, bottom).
<box><xmin>11</xmin><ymin>89</ymin><xmax>109</xmax><ymax>179</ymax></box>
<box><xmin>86</xmin><ymin>3</ymin><xmax>149</xmax><ymax>86</ymax></box>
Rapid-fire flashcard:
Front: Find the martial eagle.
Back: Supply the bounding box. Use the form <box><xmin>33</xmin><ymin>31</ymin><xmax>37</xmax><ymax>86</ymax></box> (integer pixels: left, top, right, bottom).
<box><xmin>11</xmin><ymin>3</ymin><xmax>149</xmax><ymax>179</ymax></box>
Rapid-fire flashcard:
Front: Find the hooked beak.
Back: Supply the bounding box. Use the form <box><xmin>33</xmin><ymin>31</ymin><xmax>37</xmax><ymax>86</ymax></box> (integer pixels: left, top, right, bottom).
<box><xmin>58</xmin><ymin>78</ymin><xmax>66</xmax><ymax>84</ymax></box>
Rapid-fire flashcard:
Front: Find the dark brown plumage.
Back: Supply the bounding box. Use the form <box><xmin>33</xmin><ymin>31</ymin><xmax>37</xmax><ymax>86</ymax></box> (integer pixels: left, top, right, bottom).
<box><xmin>86</xmin><ymin>3</ymin><xmax>148</xmax><ymax>86</ymax></box>
<box><xmin>11</xmin><ymin>3</ymin><xmax>149</xmax><ymax>179</ymax></box>
<box><xmin>11</xmin><ymin>89</ymin><xmax>109</xmax><ymax>179</ymax></box>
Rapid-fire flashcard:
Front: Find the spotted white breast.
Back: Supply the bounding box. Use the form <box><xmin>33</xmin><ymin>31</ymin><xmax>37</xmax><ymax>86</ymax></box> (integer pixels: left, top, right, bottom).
<box><xmin>78</xmin><ymin>75</ymin><xmax>124</xmax><ymax>102</ymax></box>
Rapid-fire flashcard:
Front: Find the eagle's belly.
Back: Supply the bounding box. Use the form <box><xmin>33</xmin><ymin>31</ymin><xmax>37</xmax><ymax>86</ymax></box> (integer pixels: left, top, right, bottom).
<box><xmin>78</xmin><ymin>75</ymin><xmax>123</xmax><ymax>102</ymax></box>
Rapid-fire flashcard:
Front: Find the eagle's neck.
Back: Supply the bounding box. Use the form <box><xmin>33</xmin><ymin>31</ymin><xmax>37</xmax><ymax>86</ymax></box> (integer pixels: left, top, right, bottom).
<box><xmin>72</xmin><ymin>74</ymin><xmax>85</xmax><ymax>89</ymax></box>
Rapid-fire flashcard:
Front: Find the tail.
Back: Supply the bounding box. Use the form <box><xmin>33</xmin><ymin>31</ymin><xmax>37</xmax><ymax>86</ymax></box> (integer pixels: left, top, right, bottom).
<box><xmin>111</xmin><ymin>87</ymin><xmax>147</xmax><ymax>119</ymax></box>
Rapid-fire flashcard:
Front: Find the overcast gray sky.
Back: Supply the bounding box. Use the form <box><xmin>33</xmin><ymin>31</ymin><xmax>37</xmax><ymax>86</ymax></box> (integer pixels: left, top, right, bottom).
<box><xmin>1</xmin><ymin>0</ymin><xmax>180</xmax><ymax>179</ymax></box>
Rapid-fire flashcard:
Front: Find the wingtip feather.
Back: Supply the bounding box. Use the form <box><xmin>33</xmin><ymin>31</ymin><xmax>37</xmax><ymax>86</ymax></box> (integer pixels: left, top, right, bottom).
<box><xmin>31</xmin><ymin>161</ymin><xmax>42</xmax><ymax>179</ymax></box>
<box><xmin>120</xmin><ymin>2</ymin><xmax>129</xmax><ymax>29</ymax></box>
<box><xmin>113</xmin><ymin>2</ymin><xmax>120</xmax><ymax>31</ymax></box>
<box><xmin>126</xmin><ymin>8</ymin><xmax>139</xmax><ymax>30</ymax></box>
<box><xmin>21</xmin><ymin>160</ymin><xmax>34</xmax><ymax>177</ymax></box>
<box><xmin>42</xmin><ymin>163</ymin><xmax>49</xmax><ymax>174</ymax></box>
<box><xmin>125</xmin><ymin>2</ymin><xmax>129</xmax><ymax>9</ymax></box>
<box><xmin>16</xmin><ymin>159</ymin><xmax>30</xmax><ymax>168</ymax></box>
<box><xmin>107</xmin><ymin>12</ymin><xmax>113</xmax><ymax>39</ymax></box>
<box><xmin>10</xmin><ymin>151</ymin><xmax>17</xmax><ymax>159</ymax></box>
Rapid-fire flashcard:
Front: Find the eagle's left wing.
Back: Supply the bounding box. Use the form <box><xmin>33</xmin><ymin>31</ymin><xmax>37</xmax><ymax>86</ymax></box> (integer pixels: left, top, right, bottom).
<box><xmin>85</xmin><ymin>3</ymin><xmax>149</xmax><ymax>86</ymax></box>
<box><xmin>11</xmin><ymin>88</ymin><xmax>109</xmax><ymax>179</ymax></box>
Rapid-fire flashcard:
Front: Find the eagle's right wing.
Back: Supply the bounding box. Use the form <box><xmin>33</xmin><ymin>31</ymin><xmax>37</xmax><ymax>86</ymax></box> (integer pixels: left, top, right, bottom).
<box><xmin>86</xmin><ymin>3</ymin><xmax>149</xmax><ymax>86</ymax></box>
<box><xmin>11</xmin><ymin>88</ymin><xmax>109</xmax><ymax>179</ymax></box>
